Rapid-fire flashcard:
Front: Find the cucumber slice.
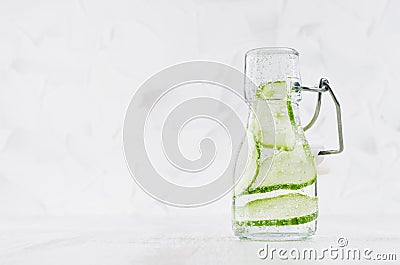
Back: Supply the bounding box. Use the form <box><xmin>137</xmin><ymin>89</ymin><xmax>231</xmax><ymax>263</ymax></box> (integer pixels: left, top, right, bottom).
<box><xmin>235</xmin><ymin>193</ymin><xmax>318</xmax><ymax>226</ymax></box>
<box><xmin>257</xmin><ymin>80</ymin><xmax>288</xmax><ymax>100</ymax></box>
<box><xmin>250</xmin><ymin>81</ymin><xmax>296</xmax><ymax>150</ymax></box>
<box><xmin>233</xmin><ymin>135</ymin><xmax>261</xmax><ymax>195</ymax></box>
<box><xmin>235</xmin><ymin>212</ymin><xmax>318</xmax><ymax>226</ymax></box>
<box><xmin>249</xmin><ymin>100</ymin><xmax>296</xmax><ymax>151</ymax></box>
<box><xmin>247</xmin><ymin>143</ymin><xmax>316</xmax><ymax>194</ymax></box>
<box><xmin>242</xmin><ymin>82</ymin><xmax>316</xmax><ymax>195</ymax></box>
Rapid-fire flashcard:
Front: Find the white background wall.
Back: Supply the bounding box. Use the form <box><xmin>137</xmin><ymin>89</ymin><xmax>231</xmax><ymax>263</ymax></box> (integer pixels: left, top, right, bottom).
<box><xmin>0</xmin><ymin>0</ymin><xmax>399</xmax><ymax>218</ymax></box>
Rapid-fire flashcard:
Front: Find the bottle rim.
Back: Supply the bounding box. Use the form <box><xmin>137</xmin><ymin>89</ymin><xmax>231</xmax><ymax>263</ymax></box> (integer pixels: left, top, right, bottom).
<box><xmin>245</xmin><ymin>47</ymin><xmax>299</xmax><ymax>57</ymax></box>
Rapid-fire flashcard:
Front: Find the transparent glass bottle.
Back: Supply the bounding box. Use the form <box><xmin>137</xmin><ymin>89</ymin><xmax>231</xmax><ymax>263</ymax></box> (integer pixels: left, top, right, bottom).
<box><xmin>232</xmin><ymin>47</ymin><xmax>343</xmax><ymax>241</ymax></box>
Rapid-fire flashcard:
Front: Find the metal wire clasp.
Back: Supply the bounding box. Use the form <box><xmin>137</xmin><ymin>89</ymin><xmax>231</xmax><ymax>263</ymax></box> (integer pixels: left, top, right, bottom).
<box><xmin>293</xmin><ymin>78</ymin><xmax>344</xmax><ymax>156</ymax></box>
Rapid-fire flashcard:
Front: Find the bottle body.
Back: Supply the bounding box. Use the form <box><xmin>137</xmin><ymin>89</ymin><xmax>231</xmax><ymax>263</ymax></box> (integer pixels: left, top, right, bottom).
<box><xmin>232</xmin><ymin>48</ymin><xmax>317</xmax><ymax>240</ymax></box>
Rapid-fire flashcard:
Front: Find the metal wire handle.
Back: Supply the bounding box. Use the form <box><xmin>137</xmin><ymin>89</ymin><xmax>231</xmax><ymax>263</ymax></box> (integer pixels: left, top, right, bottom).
<box><xmin>293</xmin><ymin>78</ymin><xmax>344</xmax><ymax>156</ymax></box>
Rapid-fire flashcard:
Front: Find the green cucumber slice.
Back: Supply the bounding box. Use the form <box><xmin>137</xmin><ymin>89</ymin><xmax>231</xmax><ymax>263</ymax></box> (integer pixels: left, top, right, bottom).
<box><xmin>238</xmin><ymin>80</ymin><xmax>316</xmax><ymax>196</ymax></box>
<box><xmin>246</xmin><ymin>143</ymin><xmax>317</xmax><ymax>194</ymax></box>
<box><xmin>233</xmin><ymin>135</ymin><xmax>261</xmax><ymax>195</ymax></box>
<box><xmin>235</xmin><ymin>212</ymin><xmax>318</xmax><ymax>226</ymax></box>
<box><xmin>257</xmin><ymin>80</ymin><xmax>288</xmax><ymax>100</ymax></box>
<box><xmin>235</xmin><ymin>193</ymin><xmax>318</xmax><ymax>226</ymax></box>
<box><xmin>250</xmin><ymin>81</ymin><xmax>296</xmax><ymax>150</ymax></box>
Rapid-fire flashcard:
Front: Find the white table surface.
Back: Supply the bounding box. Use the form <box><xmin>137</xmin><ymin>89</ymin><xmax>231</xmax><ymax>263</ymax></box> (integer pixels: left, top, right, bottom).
<box><xmin>1</xmin><ymin>214</ymin><xmax>399</xmax><ymax>265</ymax></box>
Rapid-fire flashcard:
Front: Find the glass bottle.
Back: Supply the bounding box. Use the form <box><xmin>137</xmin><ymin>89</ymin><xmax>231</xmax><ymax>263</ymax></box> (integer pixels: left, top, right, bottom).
<box><xmin>232</xmin><ymin>47</ymin><xmax>343</xmax><ymax>241</ymax></box>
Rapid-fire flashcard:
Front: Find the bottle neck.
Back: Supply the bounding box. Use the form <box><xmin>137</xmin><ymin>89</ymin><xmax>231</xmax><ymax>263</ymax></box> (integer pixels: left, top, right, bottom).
<box><xmin>244</xmin><ymin>48</ymin><xmax>301</xmax><ymax>101</ymax></box>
